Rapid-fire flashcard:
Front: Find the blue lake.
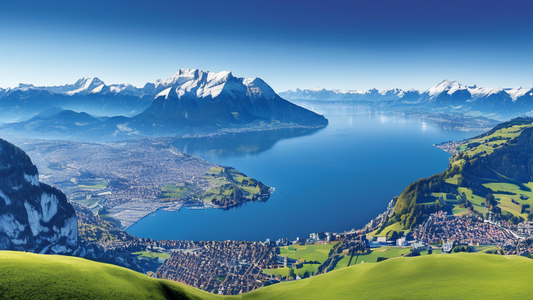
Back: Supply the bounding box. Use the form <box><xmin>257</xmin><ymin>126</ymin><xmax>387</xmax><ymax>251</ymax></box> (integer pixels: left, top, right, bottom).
<box><xmin>127</xmin><ymin>105</ymin><xmax>481</xmax><ymax>241</ymax></box>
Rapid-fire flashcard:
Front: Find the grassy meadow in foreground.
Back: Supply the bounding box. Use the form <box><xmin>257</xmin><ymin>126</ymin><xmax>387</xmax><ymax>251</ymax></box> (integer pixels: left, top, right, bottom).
<box><xmin>3</xmin><ymin>251</ymin><xmax>533</xmax><ymax>299</ymax></box>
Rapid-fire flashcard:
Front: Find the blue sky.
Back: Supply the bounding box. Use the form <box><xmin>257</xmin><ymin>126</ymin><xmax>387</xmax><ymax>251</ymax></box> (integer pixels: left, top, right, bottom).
<box><xmin>1</xmin><ymin>0</ymin><xmax>532</xmax><ymax>92</ymax></box>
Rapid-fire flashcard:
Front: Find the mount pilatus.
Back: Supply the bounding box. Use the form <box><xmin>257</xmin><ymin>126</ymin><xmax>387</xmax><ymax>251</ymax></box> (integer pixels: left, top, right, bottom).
<box><xmin>0</xmin><ymin>139</ymin><xmax>77</xmax><ymax>254</ymax></box>
<box><xmin>0</xmin><ymin>69</ymin><xmax>328</xmax><ymax>139</ymax></box>
<box><xmin>280</xmin><ymin>80</ymin><xmax>533</xmax><ymax>119</ymax></box>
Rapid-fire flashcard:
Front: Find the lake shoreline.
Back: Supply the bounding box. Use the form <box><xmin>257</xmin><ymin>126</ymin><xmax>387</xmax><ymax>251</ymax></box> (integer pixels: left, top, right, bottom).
<box><xmin>127</xmin><ymin>112</ymin><xmax>481</xmax><ymax>241</ymax></box>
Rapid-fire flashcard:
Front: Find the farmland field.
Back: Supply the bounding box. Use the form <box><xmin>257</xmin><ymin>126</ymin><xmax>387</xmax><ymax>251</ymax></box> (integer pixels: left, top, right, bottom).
<box><xmin>161</xmin><ymin>184</ymin><xmax>189</xmax><ymax>199</ymax></box>
<box><xmin>262</xmin><ymin>264</ymin><xmax>320</xmax><ymax>278</ymax></box>
<box><xmin>78</xmin><ymin>179</ymin><xmax>109</xmax><ymax>190</ymax></box>
<box><xmin>133</xmin><ymin>251</ymin><xmax>171</xmax><ymax>261</ymax></box>
<box><xmin>356</xmin><ymin>246</ymin><xmax>411</xmax><ymax>264</ymax></box>
<box><xmin>278</xmin><ymin>244</ymin><xmax>334</xmax><ymax>263</ymax></box>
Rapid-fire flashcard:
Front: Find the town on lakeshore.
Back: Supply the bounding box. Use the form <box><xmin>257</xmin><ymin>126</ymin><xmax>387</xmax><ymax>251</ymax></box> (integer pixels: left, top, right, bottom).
<box><xmin>91</xmin><ymin>194</ymin><xmax>533</xmax><ymax>295</ymax></box>
<box><xmin>92</xmin><ymin>117</ymin><xmax>533</xmax><ymax>295</ymax></box>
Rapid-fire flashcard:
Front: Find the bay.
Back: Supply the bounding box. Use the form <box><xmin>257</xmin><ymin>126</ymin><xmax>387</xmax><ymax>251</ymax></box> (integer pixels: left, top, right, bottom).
<box><xmin>127</xmin><ymin>105</ymin><xmax>481</xmax><ymax>241</ymax></box>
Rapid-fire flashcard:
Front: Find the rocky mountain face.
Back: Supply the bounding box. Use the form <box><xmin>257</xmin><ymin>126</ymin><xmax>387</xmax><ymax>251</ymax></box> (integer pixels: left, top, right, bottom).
<box><xmin>133</xmin><ymin>69</ymin><xmax>328</xmax><ymax>134</ymax></box>
<box><xmin>0</xmin><ymin>138</ymin><xmax>78</xmax><ymax>254</ymax></box>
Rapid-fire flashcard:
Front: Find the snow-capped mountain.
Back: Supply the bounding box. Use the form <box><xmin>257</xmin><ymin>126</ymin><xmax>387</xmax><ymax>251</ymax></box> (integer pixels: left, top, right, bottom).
<box><xmin>54</xmin><ymin>77</ymin><xmax>105</xmax><ymax>95</ymax></box>
<box><xmin>149</xmin><ymin>69</ymin><xmax>278</xmax><ymax>101</ymax></box>
<box><xmin>134</xmin><ymin>69</ymin><xmax>327</xmax><ymax>133</ymax></box>
<box><xmin>420</xmin><ymin>80</ymin><xmax>474</xmax><ymax>106</ymax></box>
<box><xmin>0</xmin><ymin>69</ymin><xmax>328</xmax><ymax>139</ymax></box>
<box><xmin>280</xmin><ymin>80</ymin><xmax>533</xmax><ymax>117</ymax></box>
<box><xmin>0</xmin><ymin>77</ymin><xmax>155</xmax><ymax>119</ymax></box>
<box><xmin>281</xmin><ymin>80</ymin><xmax>532</xmax><ymax>103</ymax></box>
<box><xmin>7</xmin><ymin>77</ymin><xmax>146</xmax><ymax>97</ymax></box>
<box><xmin>280</xmin><ymin>87</ymin><xmax>418</xmax><ymax>102</ymax></box>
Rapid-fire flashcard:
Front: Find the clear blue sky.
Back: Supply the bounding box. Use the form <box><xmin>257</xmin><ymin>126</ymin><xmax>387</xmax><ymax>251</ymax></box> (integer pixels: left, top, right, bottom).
<box><xmin>1</xmin><ymin>0</ymin><xmax>532</xmax><ymax>92</ymax></box>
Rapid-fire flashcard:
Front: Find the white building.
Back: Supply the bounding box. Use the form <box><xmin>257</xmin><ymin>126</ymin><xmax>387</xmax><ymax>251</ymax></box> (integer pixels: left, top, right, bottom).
<box><xmin>396</xmin><ymin>238</ymin><xmax>407</xmax><ymax>247</ymax></box>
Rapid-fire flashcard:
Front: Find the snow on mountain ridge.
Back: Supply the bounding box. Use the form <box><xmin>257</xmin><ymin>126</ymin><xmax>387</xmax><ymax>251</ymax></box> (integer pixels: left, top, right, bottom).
<box><xmin>469</xmin><ymin>86</ymin><xmax>503</xmax><ymax>98</ymax></box>
<box><xmin>91</xmin><ymin>84</ymin><xmax>105</xmax><ymax>94</ymax></box>
<box><xmin>15</xmin><ymin>84</ymin><xmax>36</xmax><ymax>92</ymax></box>
<box><xmin>152</xmin><ymin>69</ymin><xmax>275</xmax><ymax>100</ymax></box>
<box><xmin>506</xmin><ymin>87</ymin><xmax>531</xmax><ymax>101</ymax></box>
<box><xmin>66</xmin><ymin>77</ymin><xmax>104</xmax><ymax>95</ymax></box>
<box><xmin>243</xmin><ymin>77</ymin><xmax>277</xmax><ymax>100</ymax></box>
<box><xmin>5</xmin><ymin>72</ymin><xmax>531</xmax><ymax>104</ymax></box>
<box><xmin>156</xmin><ymin>87</ymin><xmax>172</xmax><ymax>99</ymax></box>
<box><xmin>427</xmin><ymin>80</ymin><xmax>468</xmax><ymax>97</ymax></box>
<box><xmin>282</xmin><ymin>80</ymin><xmax>532</xmax><ymax>104</ymax></box>
<box><xmin>108</xmin><ymin>83</ymin><xmax>135</xmax><ymax>94</ymax></box>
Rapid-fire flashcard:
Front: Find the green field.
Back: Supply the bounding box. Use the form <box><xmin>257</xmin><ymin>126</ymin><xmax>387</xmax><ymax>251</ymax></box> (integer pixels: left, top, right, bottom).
<box><xmin>4</xmin><ymin>251</ymin><xmax>533</xmax><ymax>299</ymax></box>
<box><xmin>278</xmin><ymin>244</ymin><xmax>334</xmax><ymax>263</ymax></box>
<box><xmin>451</xmin><ymin>205</ymin><xmax>468</xmax><ymax>216</ymax></box>
<box><xmin>243</xmin><ymin>253</ymin><xmax>533</xmax><ymax>300</ymax></box>
<box><xmin>444</xmin><ymin>175</ymin><xmax>460</xmax><ymax>185</ymax></box>
<box><xmin>77</xmin><ymin>179</ymin><xmax>108</xmax><ymax>190</ymax></box>
<box><xmin>482</xmin><ymin>181</ymin><xmax>533</xmax><ymax>218</ymax></box>
<box><xmin>0</xmin><ymin>251</ymin><xmax>214</xmax><ymax>300</ymax></box>
<box><xmin>356</xmin><ymin>246</ymin><xmax>411</xmax><ymax>264</ymax></box>
<box><xmin>201</xmin><ymin>167</ymin><xmax>265</xmax><ymax>204</ymax></box>
<box><xmin>457</xmin><ymin>187</ymin><xmax>489</xmax><ymax>215</ymax></box>
<box><xmin>73</xmin><ymin>197</ymin><xmax>99</xmax><ymax>207</ymax></box>
<box><xmin>460</xmin><ymin>124</ymin><xmax>533</xmax><ymax>158</ymax></box>
<box><xmin>473</xmin><ymin>245</ymin><xmax>499</xmax><ymax>253</ymax></box>
<box><xmin>370</xmin><ymin>222</ymin><xmax>408</xmax><ymax>237</ymax></box>
<box><xmin>333</xmin><ymin>255</ymin><xmax>355</xmax><ymax>270</ymax></box>
<box><xmin>133</xmin><ymin>251</ymin><xmax>171</xmax><ymax>261</ymax></box>
<box><xmin>262</xmin><ymin>264</ymin><xmax>320</xmax><ymax>278</ymax></box>
<box><xmin>263</xmin><ymin>244</ymin><xmax>336</xmax><ymax>277</ymax></box>
<box><xmin>161</xmin><ymin>184</ymin><xmax>189</xmax><ymax>199</ymax></box>
<box><xmin>448</xmin><ymin>180</ymin><xmax>533</xmax><ymax>218</ymax></box>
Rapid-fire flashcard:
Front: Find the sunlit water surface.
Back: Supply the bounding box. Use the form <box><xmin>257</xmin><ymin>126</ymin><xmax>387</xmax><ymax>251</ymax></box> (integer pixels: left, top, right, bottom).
<box><xmin>128</xmin><ymin>105</ymin><xmax>480</xmax><ymax>241</ymax></box>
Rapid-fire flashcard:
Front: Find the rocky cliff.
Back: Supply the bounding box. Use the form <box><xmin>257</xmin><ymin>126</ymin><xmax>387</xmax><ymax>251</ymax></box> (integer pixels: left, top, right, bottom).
<box><xmin>0</xmin><ymin>138</ymin><xmax>77</xmax><ymax>254</ymax></box>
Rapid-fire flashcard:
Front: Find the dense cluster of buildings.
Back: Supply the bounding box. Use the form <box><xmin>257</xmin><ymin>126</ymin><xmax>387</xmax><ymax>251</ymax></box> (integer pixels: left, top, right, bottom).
<box><xmin>22</xmin><ymin>138</ymin><xmax>218</xmax><ymax>228</ymax></box>
<box><xmin>155</xmin><ymin>241</ymin><xmax>277</xmax><ymax>295</ymax></box>
<box><xmin>409</xmin><ymin>210</ymin><xmax>533</xmax><ymax>256</ymax></box>
<box><xmin>411</xmin><ymin>211</ymin><xmax>516</xmax><ymax>247</ymax></box>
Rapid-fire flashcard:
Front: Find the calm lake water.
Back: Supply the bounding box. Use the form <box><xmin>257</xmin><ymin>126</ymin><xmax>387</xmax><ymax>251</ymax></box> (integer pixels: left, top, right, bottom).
<box><xmin>127</xmin><ymin>104</ymin><xmax>481</xmax><ymax>241</ymax></box>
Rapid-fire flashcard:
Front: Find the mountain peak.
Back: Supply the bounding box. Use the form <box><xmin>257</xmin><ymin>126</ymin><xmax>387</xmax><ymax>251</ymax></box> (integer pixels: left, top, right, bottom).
<box><xmin>16</xmin><ymin>83</ymin><xmax>36</xmax><ymax>91</ymax></box>
<box><xmin>154</xmin><ymin>69</ymin><xmax>261</xmax><ymax>100</ymax></box>
<box><xmin>66</xmin><ymin>77</ymin><xmax>106</xmax><ymax>95</ymax></box>
<box><xmin>74</xmin><ymin>77</ymin><xmax>104</xmax><ymax>87</ymax></box>
<box><xmin>427</xmin><ymin>80</ymin><xmax>467</xmax><ymax>97</ymax></box>
<box><xmin>159</xmin><ymin>69</ymin><xmax>233</xmax><ymax>88</ymax></box>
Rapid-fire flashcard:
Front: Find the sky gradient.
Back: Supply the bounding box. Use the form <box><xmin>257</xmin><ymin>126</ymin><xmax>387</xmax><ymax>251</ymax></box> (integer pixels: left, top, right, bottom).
<box><xmin>1</xmin><ymin>0</ymin><xmax>532</xmax><ymax>92</ymax></box>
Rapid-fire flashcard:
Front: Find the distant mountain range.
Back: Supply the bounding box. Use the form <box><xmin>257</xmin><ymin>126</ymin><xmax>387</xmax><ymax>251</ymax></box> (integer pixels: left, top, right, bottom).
<box><xmin>280</xmin><ymin>80</ymin><xmax>533</xmax><ymax>119</ymax></box>
<box><xmin>0</xmin><ymin>77</ymin><xmax>154</xmax><ymax>120</ymax></box>
<box><xmin>0</xmin><ymin>69</ymin><xmax>327</xmax><ymax>139</ymax></box>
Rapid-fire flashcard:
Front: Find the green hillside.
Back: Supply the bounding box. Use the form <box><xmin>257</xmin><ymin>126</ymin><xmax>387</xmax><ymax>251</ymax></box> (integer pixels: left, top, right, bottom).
<box><xmin>245</xmin><ymin>253</ymin><xmax>533</xmax><ymax>300</ymax></box>
<box><xmin>391</xmin><ymin>118</ymin><xmax>533</xmax><ymax>230</ymax></box>
<box><xmin>0</xmin><ymin>251</ymin><xmax>216</xmax><ymax>300</ymax></box>
<box><xmin>3</xmin><ymin>251</ymin><xmax>533</xmax><ymax>299</ymax></box>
